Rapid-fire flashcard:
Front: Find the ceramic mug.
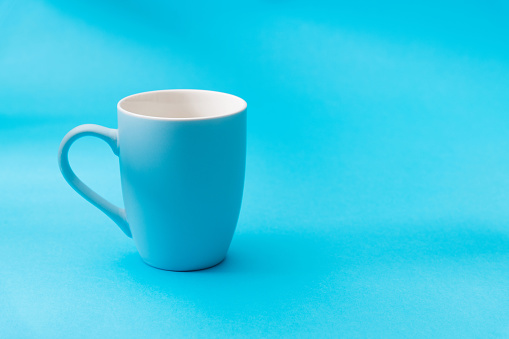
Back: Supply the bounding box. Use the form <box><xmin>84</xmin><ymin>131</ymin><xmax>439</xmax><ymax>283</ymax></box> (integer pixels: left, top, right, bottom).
<box><xmin>58</xmin><ymin>89</ymin><xmax>247</xmax><ymax>271</ymax></box>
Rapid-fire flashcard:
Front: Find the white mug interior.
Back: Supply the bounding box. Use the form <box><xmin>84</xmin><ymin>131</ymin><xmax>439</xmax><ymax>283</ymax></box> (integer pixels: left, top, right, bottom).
<box><xmin>118</xmin><ymin>89</ymin><xmax>247</xmax><ymax>120</ymax></box>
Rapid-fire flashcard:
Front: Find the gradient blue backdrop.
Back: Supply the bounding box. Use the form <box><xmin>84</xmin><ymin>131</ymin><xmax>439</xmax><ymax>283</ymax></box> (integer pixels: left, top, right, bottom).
<box><xmin>1</xmin><ymin>0</ymin><xmax>509</xmax><ymax>337</ymax></box>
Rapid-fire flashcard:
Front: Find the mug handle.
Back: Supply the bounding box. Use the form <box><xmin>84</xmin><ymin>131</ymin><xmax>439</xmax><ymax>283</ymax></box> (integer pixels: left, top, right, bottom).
<box><xmin>58</xmin><ymin>124</ymin><xmax>132</xmax><ymax>238</ymax></box>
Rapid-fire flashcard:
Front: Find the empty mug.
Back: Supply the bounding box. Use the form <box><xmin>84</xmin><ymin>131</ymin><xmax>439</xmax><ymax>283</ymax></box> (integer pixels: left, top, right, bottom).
<box><xmin>58</xmin><ymin>89</ymin><xmax>247</xmax><ymax>271</ymax></box>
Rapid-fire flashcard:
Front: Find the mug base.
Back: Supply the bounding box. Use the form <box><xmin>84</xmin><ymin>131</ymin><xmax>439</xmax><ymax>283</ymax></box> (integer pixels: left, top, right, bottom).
<box><xmin>140</xmin><ymin>256</ymin><xmax>226</xmax><ymax>272</ymax></box>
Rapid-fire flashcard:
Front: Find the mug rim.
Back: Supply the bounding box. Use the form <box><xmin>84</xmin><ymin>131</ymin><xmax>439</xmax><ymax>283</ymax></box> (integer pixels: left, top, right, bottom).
<box><xmin>117</xmin><ymin>89</ymin><xmax>247</xmax><ymax>121</ymax></box>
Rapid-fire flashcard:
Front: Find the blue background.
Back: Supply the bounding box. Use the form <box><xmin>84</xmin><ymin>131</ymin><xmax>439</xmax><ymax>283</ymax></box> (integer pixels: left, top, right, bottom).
<box><xmin>1</xmin><ymin>0</ymin><xmax>509</xmax><ymax>337</ymax></box>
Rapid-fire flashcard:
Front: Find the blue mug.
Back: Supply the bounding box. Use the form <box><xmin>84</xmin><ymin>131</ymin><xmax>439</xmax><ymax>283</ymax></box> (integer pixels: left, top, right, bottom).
<box><xmin>58</xmin><ymin>90</ymin><xmax>247</xmax><ymax>271</ymax></box>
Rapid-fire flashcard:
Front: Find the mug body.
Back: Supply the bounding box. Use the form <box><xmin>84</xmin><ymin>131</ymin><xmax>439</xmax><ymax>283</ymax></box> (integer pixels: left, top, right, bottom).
<box><xmin>117</xmin><ymin>90</ymin><xmax>246</xmax><ymax>271</ymax></box>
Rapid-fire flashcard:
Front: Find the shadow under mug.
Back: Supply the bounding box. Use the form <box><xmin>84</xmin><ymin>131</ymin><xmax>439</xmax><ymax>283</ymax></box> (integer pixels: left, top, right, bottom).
<box><xmin>58</xmin><ymin>89</ymin><xmax>247</xmax><ymax>271</ymax></box>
